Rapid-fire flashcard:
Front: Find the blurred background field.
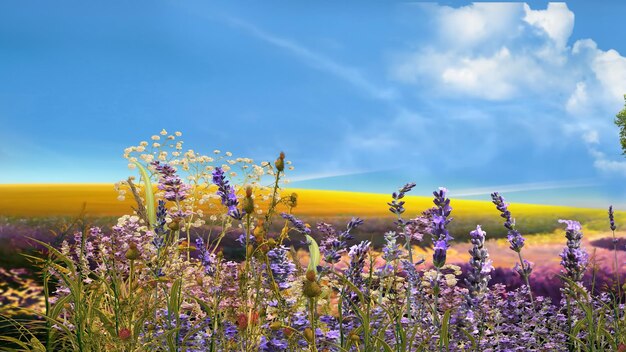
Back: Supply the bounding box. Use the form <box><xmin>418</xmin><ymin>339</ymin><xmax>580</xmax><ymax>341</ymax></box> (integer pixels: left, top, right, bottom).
<box><xmin>1</xmin><ymin>183</ymin><xmax>625</xmax><ymax>314</ymax></box>
<box><xmin>1</xmin><ymin>183</ymin><xmax>624</xmax><ymax>253</ymax></box>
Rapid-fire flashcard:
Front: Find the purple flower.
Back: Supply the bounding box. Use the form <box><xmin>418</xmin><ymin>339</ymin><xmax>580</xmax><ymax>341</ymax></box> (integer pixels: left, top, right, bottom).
<box><xmin>431</xmin><ymin>187</ymin><xmax>453</xmax><ymax>268</ymax></box>
<box><xmin>491</xmin><ymin>192</ymin><xmax>525</xmax><ymax>252</ymax></box>
<box><xmin>431</xmin><ymin>189</ymin><xmax>453</xmax><ymax>243</ymax></box>
<box><xmin>346</xmin><ymin>240</ymin><xmax>371</xmax><ymax>290</ymax></box>
<box><xmin>558</xmin><ymin>219</ymin><xmax>587</xmax><ymax>282</ymax></box>
<box><xmin>319</xmin><ymin>217</ymin><xmax>363</xmax><ymax>264</ymax></box>
<box><xmin>151</xmin><ymin>161</ymin><xmax>191</xmax><ymax>202</ymax></box>
<box><xmin>388</xmin><ymin>183</ymin><xmax>416</xmax><ymax>216</ymax></box>
<box><xmin>465</xmin><ymin>225</ymin><xmax>493</xmax><ymax>301</ymax></box>
<box><xmin>514</xmin><ymin>259</ymin><xmax>534</xmax><ymax>280</ymax></box>
<box><xmin>266</xmin><ymin>245</ymin><xmax>296</xmax><ymax>290</ymax></box>
<box><xmin>195</xmin><ymin>237</ymin><xmax>216</xmax><ymax>276</ymax></box>
<box><xmin>609</xmin><ymin>205</ymin><xmax>617</xmax><ymax>232</ymax></box>
<box><xmin>280</xmin><ymin>213</ymin><xmax>311</xmax><ymax>235</ymax></box>
<box><xmin>432</xmin><ymin>240</ymin><xmax>448</xmax><ymax>268</ymax></box>
<box><xmin>211</xmin><ymin>167</ymin><xmax>243</xmax><ymax>220</ymax></box>
<box><xmin>151</xmin><ymin>200</ymin><xmax>167</xmax><ymax>249</ymax></box>
<box><xmin>404</xmin><ymin>208</ymin><xmax>435</xmax><ymax>243</ymax></box>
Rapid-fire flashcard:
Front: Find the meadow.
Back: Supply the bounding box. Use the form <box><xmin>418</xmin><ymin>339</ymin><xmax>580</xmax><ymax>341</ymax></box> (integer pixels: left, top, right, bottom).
<box><xmin>1</xmin><ymin>131</ymin><xmax>626</xmax><ymax>351</ymax></box>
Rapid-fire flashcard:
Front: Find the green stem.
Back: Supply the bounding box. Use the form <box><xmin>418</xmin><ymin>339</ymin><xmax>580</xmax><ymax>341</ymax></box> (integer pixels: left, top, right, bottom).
<box><xmin>517</xmin><ymin>251</ymin><xmax>534</xmax><ymax>304</ymax></box>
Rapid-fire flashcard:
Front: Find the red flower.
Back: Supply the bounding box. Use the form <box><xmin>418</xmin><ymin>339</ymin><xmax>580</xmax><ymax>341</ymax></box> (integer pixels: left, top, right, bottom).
<box><xmin>118</xmin><ymin>327</ymin><xmax>131</xmax><ymax>341</ymax></box>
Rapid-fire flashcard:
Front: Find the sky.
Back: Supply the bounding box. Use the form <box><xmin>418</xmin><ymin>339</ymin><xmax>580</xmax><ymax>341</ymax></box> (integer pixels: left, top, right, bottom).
<box><xmin>1</xmin><ymin>1</ymin><xmax>626</xmax><ymax>208</ymax></box>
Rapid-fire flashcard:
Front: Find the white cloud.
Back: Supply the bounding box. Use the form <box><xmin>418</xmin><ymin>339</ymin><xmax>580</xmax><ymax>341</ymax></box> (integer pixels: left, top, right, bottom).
<box><xmin>435</xmin><ymin>3</ymin><xmax>524</xmax><ymax>49</ymax></box>
<box><xmin>566</xmin><ymin>81</ymin><xmax>589</xmax><ymax>115</ymax></box>
<box><xmin>591</xmin><ymin>48</ymin><xmax>626</xmax><ymax>107</ymax></box>
<box><xmin>389</xmin><ymin>3</ymin><xmax>626</xmax><ymax>179</ymax></box>
<box><xmin>440</xmin><ymin>47</ymin><xmax>517</xmax><ymax>100</ymax></box>
<box><xmin>590</xmin><ymin>148</ymin><xmax>626</xmax><ymax>176</ymax></box>
<box><xmin>523</xmin><ymin>3</ymin><xmax>574</xmax><ymax>49</ymax></box>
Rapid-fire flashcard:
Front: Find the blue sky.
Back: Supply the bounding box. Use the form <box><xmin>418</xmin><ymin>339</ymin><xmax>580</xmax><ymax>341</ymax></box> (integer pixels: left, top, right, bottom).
<box><xmin>1</xmin><ymin>1</ymin><xmax>626</xmax><ymax>208</ymax></box>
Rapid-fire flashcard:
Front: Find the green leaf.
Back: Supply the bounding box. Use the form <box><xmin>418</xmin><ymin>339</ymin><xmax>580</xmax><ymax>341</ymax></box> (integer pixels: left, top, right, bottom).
<box><xmin>440</xmin><ymin>309</ymin><xmax>451</xmax><ymax>351</ymax></box>
<box><xmin>304</xmin><ymin>234</ymin><xmax>321</xmax><ymax>274</ymax></box>
<box><xmin>133</xmin><ymin>161</ymin><xmax>156</xmax><ymax>228</ymax></box>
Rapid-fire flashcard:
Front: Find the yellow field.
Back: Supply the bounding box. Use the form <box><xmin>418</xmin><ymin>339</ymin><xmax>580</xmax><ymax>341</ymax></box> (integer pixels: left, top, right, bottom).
<box><xmin>0</xmin><ymin>184</ymin><xmax>618</xmax><ymax>223</ymax></box>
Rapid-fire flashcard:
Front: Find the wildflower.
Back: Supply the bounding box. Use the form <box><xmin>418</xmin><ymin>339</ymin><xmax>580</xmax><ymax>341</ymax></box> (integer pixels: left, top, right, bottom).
<box><xmin>280</xmin><ymin>213</ymin><xmax>311</xmax><ymax>235</ymax></box>
<box><xmin>346</xmin><ymin>240</ymin><xmax>371</xmax><ymax>291</ymax></box>
<box><xmin>388</xmin><ymin>182</ymin><xmax>416</xmax><ymax>216</ymax></box>
<box><xmin>151</xmin><ymin>161</ymin><xmax>190</xmax><ymax>202</ymax></box>
<box><xmin>609</xmin><ymin>205</ymin><xmax>617</xmax><ymax>232</ymax></box>
<box><xmin>242</xmin><ymin>186</ymin><xmax>254</xmax><ymax>214</ymax></box>
<box><xmin>195</xmin><ymin>237</ymin><xmax>216</xmax><ymax>276</ymax></box>
<box><xmin>125</xmin><ymin>242</ymin><xmax>140</xmax><ymax>261</ymax></box>
<box><xmin>151</xmin><ymin>200</ymin><xmax>167</xmax><ymax>249</ymax></box>
<box><xmin>432</xmin><ymin>240</ymin><xmax>447</xmax><ymax>268</ymax></box>
<box><xmin>558</xmin><ymin>219</ymin><xmax>588</xmax><ymax>283</ymax></box>
<box><xmin>431</xmin><ymin>187</ymin><xmax>453</xmax><ymax>243</ymax></box>
<box><xmin>404</xmin><ymin>208</ymin><xmax>435</xmax><ymax>243</ymax></box>
<box><xmin>465</xmin><ymin>225</ymin><xmax>493</xmax><ymax>300</ymax></box>
<box><xmin>491</xmin><ymin>191</ymin><xmax>534</xmax><ymax>303</ymax></box>
<box><xmin>119</xmin><ymin>327</ymin><xmax>132</xmax><ymax>340</ymax></box>
<box><xmin>491</xmin><ymin>192</ymin><xmax>524</xmax><ymax>251</ymax></box>
<box><xmin>431</xmin><ymin>187</ymin><xmax>453</xmax><ymax>268</ymax></box>
<box><xmin>212</xmin><ymin>167</ymin><xmax>243</xmax><ymax>220</ymax></box>
<box><xmin>275</xmin><ymin>152</ymin><xmax>285</xmax><ymax>172</ymax></box>
<box><xmin>266</xmin><ymin>245</ymin><xmax>296</xmax><ymax>290</ymax></box>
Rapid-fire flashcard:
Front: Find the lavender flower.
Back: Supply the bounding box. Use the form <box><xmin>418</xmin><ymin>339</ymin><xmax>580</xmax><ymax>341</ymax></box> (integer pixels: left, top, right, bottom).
<box><xmin>319</xmin><ymin>217</ymin><xmax>363</xmax><ymax>264</ymax></box>
<box><xmin>404</xmin><ymin>208</ymin><xmax>435</xmax><ymax>243</ymax></box>
<box><xmin>211</xmin><ymin>167</ymin><xmax>243</xmax><ymax>220</ymax></box>
<box><xmin>280</xmin><ymin>213</ymin><xmax>311</xmax><ymax>235</ymax></box>
<box><xmin>388</xmin><ymin>183</ymin><xmax>416</xmax><ymax>216</ymax></box>
<box><xmin>431</xmin><ymin>187</ymin><xmax>453</xmax><ymax>243</ymax></box>
<box><xmin>379</xmin><ymin>231</ymin><xmax>401</xmax><ymax>276</ymax></box>
<box><xmin>346</xmin><ymin>240</ymin><xmax>371</xmax><ymax>291</ymax></box>
<box><xmin>151</xmin><ymin>161</ymin><xmax>190</xmax><ymax>202</ymax></box>
<box><xmin>492</xmin><ymin>192</ymin><xmax>534</xmax><ymax>302</ymax></box>
<box><xmin>491</xmin><ymin>192</ymin><xmax>524</xmax><ymax>252</ymax></box>
<box><xmin>558</xmin><ymin>219</ymin><xmax>588</xmax><ymax>283</ymax></box>
<box><xmin>465</xmin><ymin>225</ymin><xmax>493</xmax><ymax>301</ymax></box>
<box><xmin>195</xmin><ymin>237</ymin><xmax>216</xmax><ymax>276</ymax></box>
<box><xmin>432</xmin><ymin>240</ymin><xmax>448</xmax><ymax>268</ymax></box>
<box><xmin>266</xmin><ymin>245</ymin><xmax>296</xmax><ymax>290</ymax></box>
<box><xmin>151</xmin><ymin>200</ymin><xmax>167</xmax><ymax>249</ymax></box>
<box><xmin>609</xmin><ymin>205</ymin><xmax>617</xmax><ymax>232</ymax></box>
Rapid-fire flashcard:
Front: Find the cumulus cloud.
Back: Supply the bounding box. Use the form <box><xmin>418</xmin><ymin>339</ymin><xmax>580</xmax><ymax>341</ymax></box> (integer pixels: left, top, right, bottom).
<box><xmin>523</xmin><ymin>3</ymin><xmax>574</xmax><ymax>49</ymax></box>
<box><xmin>390</xmin><ymin>2</ymin><xmax>626</xmax><ymax>178</ymax></box>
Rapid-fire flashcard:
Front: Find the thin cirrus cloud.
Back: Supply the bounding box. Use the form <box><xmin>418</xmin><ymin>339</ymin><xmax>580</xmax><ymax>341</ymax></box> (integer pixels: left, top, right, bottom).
<box><xmin>224</xmin><ymin>16</ymin><xmax>398</xmax><ymax>103</ymax></box>
<box><xmin>450</xmin><ymin>179</ymin><xmax>600</xmax><ymax>198</ymax></box>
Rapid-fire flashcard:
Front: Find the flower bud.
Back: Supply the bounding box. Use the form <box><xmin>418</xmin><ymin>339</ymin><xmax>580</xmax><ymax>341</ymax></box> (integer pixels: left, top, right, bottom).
<box><xmin>267</xmin><ymin>238</ymin><xmax>276</xmax><ymax>248</ymax></box>
<box><xmin>242</xmin><ymin>197</ymin><xmax>254</xmax><ymax>215</ymax></box>
<box><xmin>275</xmin><ymin>152</ymin><xmax>285</xmax><ymax>172</ymax></box>
<box><xmin>125</xmin><ymin>243</ymin><xmax>140</xmax><ymax>260</ymax></box>
<box><xmin>349</xmin><ymin>332</ymin><xmax>360</xmax><ymax>342</ymax></box>
<box><xmin>168</xmin><ymin>219</ymin><xmax>180</xmax><ymax>231</ymax></box>
<box><xmin>270</xmin><ymin>321</ymin><xmax>282</xmax><ymax>330</ymax></box>
<box><xmin>283</xmin><ymin>327</ymin><xmax>294</xmax><ymax>337</ymax></box>
<box><xmin>303</xmin><ymin>327</ymin><xmax>314</xmax><ymax>343</ymax></box>
<box><xmin>245</xmin><ymin>186</ymin><xmax>253</xmax><ymax>198</ymax></box>
<box><xmin>303</xmin><ymin>280</ymin><xmax>322</xmax><ymax>298</ymax></box>
<box><xmin>305</xmin><ymin>270</ymin><xmax>317</xmax><ymax>282</ymax></box>
<box><xmin>119</xmin><ymin>327</ymin><xmax>132</xmax><ymax>341</ymax></box>
<box><xmin>288</xmin><ymin>192</ymin><xmax>298</xmax><ymax>208</ymax></box>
